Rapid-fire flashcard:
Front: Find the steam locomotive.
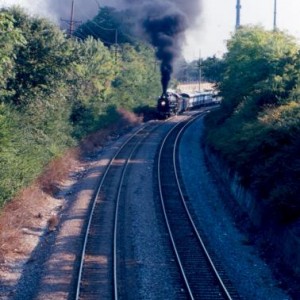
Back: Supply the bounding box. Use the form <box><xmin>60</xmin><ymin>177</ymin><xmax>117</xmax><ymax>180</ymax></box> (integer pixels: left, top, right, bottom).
<box><xmin>157</xmin><ymin>91</ymin><xmax>183</xmax><ymax>118</ymax></box>
<box><xmin>157</xmin><ymin>90</ymin><xmax>220</xmax><ymax>118</ymax></box>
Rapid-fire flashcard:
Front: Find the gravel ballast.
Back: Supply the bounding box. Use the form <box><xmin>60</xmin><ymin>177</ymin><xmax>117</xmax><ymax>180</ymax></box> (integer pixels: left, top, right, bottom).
<box><xmin>0</xmin><ymin>113</ymin><xmax>293</xmax><ymax>299</ymax></box>
<box><xmin>179</xmin><ymin>116</ymin><xmax>290</xmax><ymax>300</ymax></box>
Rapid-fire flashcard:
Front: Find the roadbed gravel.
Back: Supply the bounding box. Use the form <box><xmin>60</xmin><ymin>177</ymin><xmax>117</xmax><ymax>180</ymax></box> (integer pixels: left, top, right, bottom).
<box><xmin>0</xmin><ymin>113</ymin><xmax>293</xmax><ymax>299</ymax></box>
<box><xmin>179</xmin><ymin>116</ymin><xmax>290</xmax><ymax>300</ymax></box>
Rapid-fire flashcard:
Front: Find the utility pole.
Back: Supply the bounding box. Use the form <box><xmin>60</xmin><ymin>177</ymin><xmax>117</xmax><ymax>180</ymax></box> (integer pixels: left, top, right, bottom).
<box><xmin>197</xmin><ymin>50</ymin><xmax>202</xmax><ymax>92</ymax></box>
<box><xmin>236</xmin><ymin>0</ymin><xmax>241</xmax><ymax>30</ymax></box>
<box><xmin>273</xmin><ymin>0</ymin><xmax>277</xmax><ymax>31</ymax></box>
<box><xmin>94</xmin><ymin>0</ymin><xmax>101</xmax><ymax>9</ymax></box>
<box><xmin>69</xmin><ymin>0</ymin><xmax>75</xmax><ymax>36</ymax></box>
<box><xmin>114</xmin><ymin>29</ymin><xmax>118</xmax><ymax>63</ymax></box>
<box><xmin>61</xmin><ymin>0</ymin><xmax>81</xmax><ymax>37</ymax></box>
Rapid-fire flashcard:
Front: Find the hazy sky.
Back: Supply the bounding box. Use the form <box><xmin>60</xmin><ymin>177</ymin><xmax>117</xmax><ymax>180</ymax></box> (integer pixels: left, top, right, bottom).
<box><xmin>1</xmin><ymin>0</ymin><xmax>299</xmax><ymax>61</ymax></box>
<box><xmin>184</xmin><ymin>0</ymin><xmax>300</xmax><ymax>61</ymax></box>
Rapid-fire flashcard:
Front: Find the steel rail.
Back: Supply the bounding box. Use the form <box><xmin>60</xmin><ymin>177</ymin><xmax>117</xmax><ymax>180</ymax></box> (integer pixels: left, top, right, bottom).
<box><xmin>173</xmin><ymin>116</ymin><xmax>233</xmax><ymax>300</ymax></box>
<box><xmin>113</xmin><ymin>123</ymin><xmax>157</xmax><ymax>299</ymax></box>
<box><xmin>157</xmin><ymin>111</ymin><xmax>233</xmax><ymax>299</ymax></box>
<box><xmin>75</xmin><ymin>123</ymin><xmax>153</xmax><ymax>300</ymax></box>
<box><xmin>157</xmin><ymin>113</ymin><xmax>202</xmax><ymax>299</ymax></box>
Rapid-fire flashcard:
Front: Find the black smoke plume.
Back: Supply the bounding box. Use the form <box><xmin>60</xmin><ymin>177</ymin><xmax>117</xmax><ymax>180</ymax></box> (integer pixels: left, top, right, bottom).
<box><xmin>143</xmin><ymin>13</ymin><xmax>187</xmax><ymax>93</ymax></box>
<box><xmin>9</xmin><ymin>0</ymin><xmax>201</xmax><ymax>93</ymax></box>
<box><xmin>125</xmin><ymin>0</ymin><xmax>202</xmax><ymax>93</ymax></box>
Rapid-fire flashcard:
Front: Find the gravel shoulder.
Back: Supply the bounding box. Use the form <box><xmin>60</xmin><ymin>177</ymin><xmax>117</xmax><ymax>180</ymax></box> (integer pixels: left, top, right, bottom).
<box><xmin>179</xmin><ymin>116</ymin><xmax>290</xmax><ymax>300</ymax></box>
<box><xmin>123</xmin><ymin>117</ymin><xmax>186</xmax><ymax>299</ymax></box>
<box><xmin>0</xmin><ymin>112</ymin><xmax>292</xmax><ymax>300</ymax></box>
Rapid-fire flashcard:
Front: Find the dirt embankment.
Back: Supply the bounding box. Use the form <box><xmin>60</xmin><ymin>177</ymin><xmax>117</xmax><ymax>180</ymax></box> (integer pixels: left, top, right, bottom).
<box><xmin>0</xmin><ymin>109</ymin><xmax>143</xmax><ymax>293</ymax></box>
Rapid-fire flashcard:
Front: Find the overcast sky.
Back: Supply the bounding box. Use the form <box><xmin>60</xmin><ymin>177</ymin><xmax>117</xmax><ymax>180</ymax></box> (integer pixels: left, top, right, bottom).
<box><xmin>1</xmin><ymin>0</ymin><xmax>299</xmax><ymax>61</ymax></box>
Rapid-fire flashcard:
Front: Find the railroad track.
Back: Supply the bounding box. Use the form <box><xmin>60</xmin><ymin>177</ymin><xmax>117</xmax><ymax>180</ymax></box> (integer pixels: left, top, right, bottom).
<box><xmin>157</xmin><ymin>113</ymin><xmax>239</xmax><ymax>299</ymax></box>
<box><xmin>75</xmin><ymin>122</ymin><xmax>159</xmax><ymax>299</ymax></box>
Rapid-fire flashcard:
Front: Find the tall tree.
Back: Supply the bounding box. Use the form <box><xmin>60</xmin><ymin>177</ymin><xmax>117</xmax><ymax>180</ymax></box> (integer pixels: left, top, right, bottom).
<box><xmin>220</xmin><ymin>26</ymin><xmax>299</xmax><ymax>116</ymax></box>
<box><xmin>75</xmin><ymin>7</ymin><xmax>135</xmax><ymax>46</ymax></box>
<box><xmin>69</xmin><ymin>37</ymin><xmax>116</xmax><ymax>137</ymax></box>
<box><xmin>0</xmin><ymin>11</ymin><xmax>26</xmax><ymax>97</ymax></box>
<box><xmin>4</xmin><ymin>7</ymin><xmax>75</xmax><ymax>106</ymax></box>
<box><xmin>205</xmin><ymin>26</ymin><xmax>300</xmax><ymax>222</ymax></box>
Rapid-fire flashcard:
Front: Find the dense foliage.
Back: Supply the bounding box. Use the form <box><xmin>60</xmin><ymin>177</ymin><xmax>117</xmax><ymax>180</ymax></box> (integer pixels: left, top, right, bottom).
<box><xmin>205</xmin><ymin>26</ymin><xmax>300</xmax><ymax>223</ymax></box>
<box><xmin>0</xmin><ymin>7</ymin><xmax>160</xmax><ymax>206</ymax></box>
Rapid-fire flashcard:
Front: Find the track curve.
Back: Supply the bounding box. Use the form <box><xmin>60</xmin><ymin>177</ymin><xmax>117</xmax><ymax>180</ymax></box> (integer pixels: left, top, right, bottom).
<box><xmin>75</xmin><ymin>122</ymin><xmax>159</xmax><ymax>299</ymax></box>
<box><xmin>158</xmin><ymin>112</ymin><xmax>239</xmax><ymax>299</ymax></box>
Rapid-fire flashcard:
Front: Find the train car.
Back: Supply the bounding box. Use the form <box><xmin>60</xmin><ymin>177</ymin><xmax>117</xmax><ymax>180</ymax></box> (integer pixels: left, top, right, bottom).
<box><xmin>180</xmin><ymin>92</ymin><xmax>197</xmax><ymax>110</ymax></box>
<box><xmin>180</xmin><ymin>90</ymin><xmax>220</xmax><ymax>110</ymax></box>
<box><xmin>157</xmin><ymin>89</ymin><xmax>221</xmax><ymax>118</ymax></box>
<box><xmin>157</xmin><ymin>91</ymin><xmax>183</xmax><ymax>118</ymax></box>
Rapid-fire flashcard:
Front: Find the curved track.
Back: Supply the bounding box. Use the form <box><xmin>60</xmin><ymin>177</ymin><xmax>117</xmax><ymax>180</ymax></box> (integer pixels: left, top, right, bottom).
<box><xmin>75</xmin><ymin>111</ymin><xmax>240</xmax><ymax>299</ymax></box>
<box><xmin>158</xmin><ymin>113</ymin><xmax>238</xmax><ymax>299</ymax></box>
<box><xmin>75</xmin><ymin>122</ymin><xmax>159</xmax><ymax>299</ymax></box>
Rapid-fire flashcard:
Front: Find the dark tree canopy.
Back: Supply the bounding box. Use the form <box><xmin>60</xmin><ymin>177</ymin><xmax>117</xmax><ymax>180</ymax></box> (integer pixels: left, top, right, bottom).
<box><xmin>205</xmin><ymin>26</ymin><xmax>300</xmax><ymax>223</ymax></box>
<box><xmin>74</xmin><ymin>7</ymin><xmax>136</xmax><ymax>46</ymax></box>
<box><xmin>0</xmin><ymin>7</ymin><xmax>160</xmax><ymax>206</ymax></box>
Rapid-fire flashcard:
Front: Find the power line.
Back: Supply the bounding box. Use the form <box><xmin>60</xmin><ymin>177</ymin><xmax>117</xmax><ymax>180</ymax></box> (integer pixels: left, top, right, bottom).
<box><xmin>91</xmin><ymin>19</ymin><xmax>116</xmax><ymax>31</ymax></box>
<box><xmin>61</xmin><ymin>0</ymin><xmax>81</xmax><ymax>36</ymax></box>
<box><xmin>73</xmin><ymin>4</ymin><xmax>119</xmax><ymax>45</ymax></box>
<box><xmin>81</xmin><ymin>23</ymin><xmax>116</xmax><ymax>45</ymax></box>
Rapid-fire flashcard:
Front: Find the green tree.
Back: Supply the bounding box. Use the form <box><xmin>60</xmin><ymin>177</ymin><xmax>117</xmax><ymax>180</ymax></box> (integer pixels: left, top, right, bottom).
<box><xmin>69</xmin><ymin>37</ymin><xmax>117</xmax><ymax>137</ymax></box>
<box><xmin>0</xmin><ymin>10</ymin><xmax>26</xmax><ymax>97</ymax></box>
<box><xmin>3</xmin><ymin>7</ymin><xmax>75</xmax><ymax>106</ymax></box>
<box><xmin>175</xmin><ymin>56</ymin><xmax>225</xmax><ymax>83</ymax></box>
<box><xmin>111</xmin><ymin>43</ymin><xmax>160</xmax><ymax>109</ymax></box>
<box><xmin>75</xmin><ymin>7</ymin><xmax>135</xmax><ymax>46</ymax></box>
<box><xmin>202</xmin><ymin>56</ymin><xmax>225</xmax><ymax>83</ymax></box>
<box><xmin>175</xmin><ymin>58</ymin><xmax>199</xmax><ymax>82</ymax></box>
<box><xmin>205</xmin><ymin>26</ymin><xmax>300</xmax><ymax>223</ymax></box>
<box><xmin>220</xmin><ymin>26</ymin><xmax>299</xmax><ymax>117</ymax></box>
<box><xmin>0</xmin><ymin>8</ymin><xmax>76</xmax><ymax>206</ymax></box>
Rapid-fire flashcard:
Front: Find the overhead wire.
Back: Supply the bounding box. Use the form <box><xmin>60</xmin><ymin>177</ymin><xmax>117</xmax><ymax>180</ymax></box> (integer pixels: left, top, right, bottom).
<box><xmin>74</xmin><ymin>2</ymin><xmax>116</xmax><ymax>31</ymax></box>
<box><xmin>73</xmin><ymin>3</ymin><xmax>119</xmax><ymax>46</ymax></box>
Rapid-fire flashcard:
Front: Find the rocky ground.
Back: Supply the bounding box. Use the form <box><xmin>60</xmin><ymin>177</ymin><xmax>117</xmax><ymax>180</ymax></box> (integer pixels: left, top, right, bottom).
<box><xmin>0</xmin><ymin>112</ymin><xmax>142</xmax><ymax>299</ymax></box>
<box><xmin>0</xmin><ymin>111</ymin><xmax>295</xmax><ymax>299</ymax></box>
<box><xmin>179</xmin><ymin>117</ymin><xmax>291</xmax><ymax>300</ymax></box>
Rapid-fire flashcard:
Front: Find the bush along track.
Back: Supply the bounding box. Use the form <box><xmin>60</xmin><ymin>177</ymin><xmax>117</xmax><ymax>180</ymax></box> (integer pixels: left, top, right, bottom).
<box><xmin>202</xmin><ymin>27</ymin><xmax>300</xmax><ymax>293</ymax></box>
<box><xmin>0</xmin><ymin>7</ymin><xmax>160</xmax><ymax>209</ymax></box>
<box><xmin>204</xmin><ymin>26</ymin><xmax>300</xmax><ymax>225</ymax></box>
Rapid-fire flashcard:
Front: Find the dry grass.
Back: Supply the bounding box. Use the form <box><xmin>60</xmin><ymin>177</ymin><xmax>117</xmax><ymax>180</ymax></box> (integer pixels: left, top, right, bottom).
<box><xmin>47</xmin><ymin>214</ymin><xmax>59</xmax><ymax>232</ymax></box>
<box><xmin>80</xmin><ymin>128</ymin><xmax>114</xmax><ymax>154</ymax></box>
<box><xmin>0</xmin><ymin>185</ymin><xmax>48</xmax><ymax>262</ymax></box>
<box><xmin>38</xmin><ymin>148</ymin><xmax>80</xmax><ymax>195</ymax></box>
<box><xmin>81</xmin><ymin>108</ymin><xmax>142</xmax><ymax>154</ymax></box>
<box><xmin>0</xmin><ymin>150</ymin><xmax>79</xmax><ymax>262</ymax></box>
<box><xmin>117</xmin><ymin>108</ymin><xmax>142</xmax><ymax>126</ymax></box>
<box><xmin>0</xmin><ymin>108</ymin><xmax>142</xmax><ymax>262</ymax></box>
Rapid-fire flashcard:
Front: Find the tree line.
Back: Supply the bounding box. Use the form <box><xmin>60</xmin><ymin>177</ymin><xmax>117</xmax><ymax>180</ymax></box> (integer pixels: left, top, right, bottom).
<box><xmin>204</xmin><ymin>26</ymin><xmax>300</xmax><ymax>224</ymax></box>
<box><xmin>2</xmin><ymin>6</ymin><xmax>299</xmax><ymax>225</ymax></box>
<box><xmin>0</xmin><ymin>7</ymin><xmax>160</xmax><ymax>206</ymax></box>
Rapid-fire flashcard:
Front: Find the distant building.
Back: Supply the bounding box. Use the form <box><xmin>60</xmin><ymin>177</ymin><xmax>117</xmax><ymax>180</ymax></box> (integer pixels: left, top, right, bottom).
<box><xmin>176</xmin><ymin>82</ymin><xmax>216</xmax><ymax>93</ymax></box>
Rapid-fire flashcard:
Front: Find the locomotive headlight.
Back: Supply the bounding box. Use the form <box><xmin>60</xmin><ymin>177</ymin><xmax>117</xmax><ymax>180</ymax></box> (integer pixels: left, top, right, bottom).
<box><xmin>161</xmin><ymin>101</ymin><xmax>166</xmax><ymax>106</ymax></box>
